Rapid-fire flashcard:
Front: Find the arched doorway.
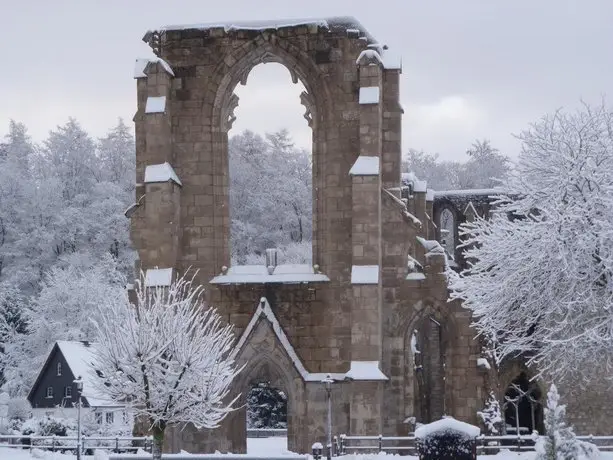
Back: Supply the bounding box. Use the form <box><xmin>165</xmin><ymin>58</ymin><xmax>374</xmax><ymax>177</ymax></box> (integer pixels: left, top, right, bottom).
<box><xmin>503</xmin><ymin>372</ymin><xmax>543</xmax><ymax>434</ymax></box>
<box><xmin>405</xmin><ymin>308</ymin><xmax>454</xmax><ymax>425</ymax></box>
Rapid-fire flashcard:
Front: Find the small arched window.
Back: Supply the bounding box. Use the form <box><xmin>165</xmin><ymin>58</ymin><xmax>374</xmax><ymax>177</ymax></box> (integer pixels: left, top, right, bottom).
<box><xmin>56</xmin><ymin>362</ymin><xmax>62</xmax><ymax>376</ymax></box>
<box><xmin>439</xmin><ymin>208</ymin><xmax>455</xmax><ymax>257</ymax></box>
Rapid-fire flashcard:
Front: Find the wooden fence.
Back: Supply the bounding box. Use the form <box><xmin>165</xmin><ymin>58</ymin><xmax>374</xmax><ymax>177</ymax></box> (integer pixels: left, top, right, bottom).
<box><xmin>0</xmin><ymin>434</ymin><xmax>152</xmax><ymax>453</ymax></box>
<box><xmin>337</xmin><ymin>433</ymin><xmax>613</xmax><ymax>456</ymax></box>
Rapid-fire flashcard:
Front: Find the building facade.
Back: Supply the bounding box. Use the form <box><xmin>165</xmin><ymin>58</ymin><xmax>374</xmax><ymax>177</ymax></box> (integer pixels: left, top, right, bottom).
<box><xmin>129</xmin><ymin>16</ymin><xmax>612</xmax><ymax>454</ymax></box>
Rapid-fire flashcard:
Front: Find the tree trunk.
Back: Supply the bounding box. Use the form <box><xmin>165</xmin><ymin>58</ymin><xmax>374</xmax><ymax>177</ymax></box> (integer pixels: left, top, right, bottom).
<box><xmin>151</xmin><ymin>424</ymin><xmax>165</xmax><ymax>460</ymax></box>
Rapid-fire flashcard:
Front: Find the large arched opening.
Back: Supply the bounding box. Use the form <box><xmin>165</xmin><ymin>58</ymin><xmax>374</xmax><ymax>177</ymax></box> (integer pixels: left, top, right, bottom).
<box><xmin>211</xmin><ymin>42</ymin><xmax>332</xmax><ymax>272</ymax></box>
<box><xmin>503</xmin><ymin>372</ymin><xmax>544</xmax><ymax>435</ymax></box>
<box><xmin>227</xmin><ymin>63</ymin><xmax>312</xmax><ymax>266</ymax></box>
<box><xmin>404</xmin><ymin>306</ymin><xmax>455</xmax><ymax>427</ymax></box>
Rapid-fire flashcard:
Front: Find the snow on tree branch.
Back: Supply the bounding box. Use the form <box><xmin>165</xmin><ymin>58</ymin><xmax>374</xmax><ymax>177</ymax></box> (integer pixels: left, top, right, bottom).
<box><xmin>91</xmin><ymin>271</ymin><xmax>241</xmax><ymax>458</ymax></box>
<box><xmin>450</xmin><ymin>101</ymin><xmax>613</xmax><ymax>383</ymax></box>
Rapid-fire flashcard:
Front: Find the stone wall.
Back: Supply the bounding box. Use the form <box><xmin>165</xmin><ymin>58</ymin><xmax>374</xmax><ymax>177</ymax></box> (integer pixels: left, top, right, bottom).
<box><xmin>132</xmin><ymin>17</ymin><xmax>502</xmax><ymax>454</ymax></box>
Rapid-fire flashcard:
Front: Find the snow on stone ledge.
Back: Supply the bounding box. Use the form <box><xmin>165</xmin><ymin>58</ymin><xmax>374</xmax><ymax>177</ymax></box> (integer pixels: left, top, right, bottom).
<box><xmin>144</xmin><ymin>162</ymin><xmax>182</xmax><ymax>186</ymax></box>
<box><xmin>134</xmin><ymin>57</ymin><xmax>175</xmax><ymax>78</ymax></box>
<box><xmin>210</xmin><ymin>264</ymin><xmax>330</xmax><ymax>284</ymax></box>
<box><xmin>417</xmin><ymin>236</ymin><xmax>445</xmax><ymax>255</ymax></box>
<box><xmin>145</xmin><ymin>96</ymin><xmax>167</xmax><ymax>114</ymax></box>
<box><xmin>359</xmin><ymin>86</ymin><xmax>380</xmax><ymax>104</ymax></box>
<box><xmin>351</xmin><ymin>265</ymin><xmax>379</xmax><ymax>284</ymax></box>
<box><xmin>477</xmin><ymin>357</ymin><xmax>491</xmax><ymax>370</ymax></box>
<box><xmin>413</xmin><ymin>180</ymin><xmax>428</xmax><ymax>193</ymax></box>
<box><xmin>381</xmin><ymin>49</ymin><xmax>402</xmax><ymax>70</ymax></box>
<box><xmin>145</xmin><ymin>268</ymin><xmax>174</xmax><ymax>287</ymax></box>
<box><xmin>349</xmin><ymin>156</ymin><xmax>380</xmax><ymax>176</ymax></box>
<box><xmin>345</xmin><ymin>361</ymin><xmax>388</xmax><ymax>381</ymax></box>
<box><xmin>415</xmin><ymin>416</ymin><xmax>480</xmax><ymax>439</ymax></box>
<box><xmin>356</xmin><ymin>48</ymin><xmax>383</xmax><ymax>66</ymax></box>
<box><xmin>426</xmin><ymin>189</ymin><xmax>435</xmax><ymax>201</ymax></box>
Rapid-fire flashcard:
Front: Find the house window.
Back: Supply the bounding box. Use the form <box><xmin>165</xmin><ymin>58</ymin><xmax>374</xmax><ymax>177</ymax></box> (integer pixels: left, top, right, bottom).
<box><xmin>95</xmin><ymin>412</ymin><xmax>102</xmax><ymax>424</ymax></box>
<box><xmin>57</xmin><ymin>362</ymin><xmax>62</xmax><ymax>376</ymax></box>
<box><xmin>106</xmin><ymin>412</ymin><xmax>114</xmax><ymax>424</ymax></box>
<box><xmin>46</xmin><ymin>387</ymin><xmax>53</xmax><ymax>398</ymax></box>
<box><xmin>64</xmin><ymin>386</ymin><xmax>72</xmax><ymax>398</ymax></box>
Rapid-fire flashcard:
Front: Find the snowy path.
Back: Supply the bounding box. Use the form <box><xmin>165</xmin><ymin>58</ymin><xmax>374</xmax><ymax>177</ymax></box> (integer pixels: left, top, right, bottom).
<box><xmin>1</xmin><ymin>439</ymin><xmax>613</xmax><ymax>460</ymax></box>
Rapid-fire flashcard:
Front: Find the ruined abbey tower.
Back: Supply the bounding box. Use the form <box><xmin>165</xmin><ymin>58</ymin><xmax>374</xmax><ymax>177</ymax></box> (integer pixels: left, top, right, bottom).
<box><xmin>128</xmin><ymin>16</ymin><xmax>609</xmax><ymax>454</ymax></box>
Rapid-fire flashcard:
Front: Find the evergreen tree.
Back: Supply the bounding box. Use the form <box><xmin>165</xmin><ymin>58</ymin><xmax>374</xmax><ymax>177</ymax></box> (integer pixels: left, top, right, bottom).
<box><xmin>536</xmin><ymin>384</ymin><xmax>598</xmax><ymax>460</ymax></box>
<box><xmin>247</xmin><ymin>382</ymin><xmax>287</xmax><ymax>429</ymax></box>
<box><xmin>477</xmin><ymin>391</ymin><xmax>502</xmax><ymax>435</ymax></box>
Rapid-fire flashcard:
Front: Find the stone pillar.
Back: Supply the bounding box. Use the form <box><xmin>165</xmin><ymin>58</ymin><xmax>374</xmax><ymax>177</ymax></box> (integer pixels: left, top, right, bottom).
<box><xmin>426</xmin><ymin>190</ymin><xmax>435</xmax><ymax>240</ymax></box>
<box><xmin>133</xmin><ymin>60</ymin><xmax>181</xmax><ymax>271</ymax></box>
<box><xmin>413</xmin><ymin>182</ymin><xmax>428</xmax><ymax>264</ymax></box>
<box><xmin>381</xmin><ymin>66</ymin><xmax>402</xmax><ymax>189</ymax></box>
<box><xmin>346</xmin><ymin>51</ymin><xmax>387</xmax><ymax>437</ymax></box>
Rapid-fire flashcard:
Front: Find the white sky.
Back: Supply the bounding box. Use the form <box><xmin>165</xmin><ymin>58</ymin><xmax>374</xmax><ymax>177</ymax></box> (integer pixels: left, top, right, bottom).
<box><xmin>1</xmin><ymin>0</ymin><xmax>612</xmax><ymax>161</ymax></box>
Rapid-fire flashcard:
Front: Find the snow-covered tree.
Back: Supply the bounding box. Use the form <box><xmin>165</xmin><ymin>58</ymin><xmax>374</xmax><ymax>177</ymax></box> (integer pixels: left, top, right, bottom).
<box><xmin>1</xmin><ymin>256</ymin><xmax>126</xmax><ymax>397</ymax></box>
<box><xmin>535</xmin><ymin>384</ymin><xmax>599</xmax><ymax>460</ymax></box>
<box><xmin>403</xmin><ymin>139</ymin><xmax>510</xmax><ymax>191</ymax></box>
<box><xmin>91</xmin><ymin>271</ymin><xmax>241</xmax><ymax>460</ymax></box>
<box><xmin>461</xmin><ymin>139</ymin><xmax>510</xmax><ymax>189</ymax></box>
<box><xmin>247</xmin><ymin>382</ymin><xmax>287</xmax><ymax>429</ymax></box>
<box><xmin>229</xmin><ymin>130</ymin><xmax>312</xmax><ymax>264</ymax></box>
<box><xmin>450</xmin><ymin>102</ymin><xmax>613</xmax><ymax>382</ymax></box>
<box><xmin>0</xmin><ymin>118</ymin><xmax>136</xmax><ymax>396</ymax></box>
<box><xmin>477</xmin><ymin>391</ymin><xmax>502</xmax><ymax>435</ymax></box>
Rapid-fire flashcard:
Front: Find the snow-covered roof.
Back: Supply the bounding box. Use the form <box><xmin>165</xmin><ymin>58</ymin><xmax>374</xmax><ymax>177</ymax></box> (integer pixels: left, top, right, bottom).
<box><xmin>210</xmin><ymin>264</ymin><xmax>330</xmax><ymax>285</ymax></box>
<box><xmin>415</xmin><ymin>416</ymin><xmax>480</xmax><ymax>438</ymax></box>
<box><xmin>145</xmin><ymin>96</ymin><xmax>166</xmax><ymax>114</ymax></box>
<box><xmin>55</xmin><ymin>341</ymin><xmax>117</xmax><ymax>407</ymax></box>
<box><xmin>149</xmin><ymin>16</ymin><xmax>377</xmax><ymax>43</ymax></box>
<box><xmin>359</xmin><ymin>86</ymin><xmax>380</xmax><ymax>104</ymax></box>
<box><xmin>144</xmin><ymin>162</ymin><xmax>182</xmax><ymax>186</ymax></box>
<box><xmin>344</xmin><ymin>361</ymin><xmax>388</xmax><ymax>381</ymax></box>
<box><xmin>233</xmin><ymin>298</ymin><xmax>345</xmax><ymax>383</ymax></box>
<box><xmin>133</xmin><ymin>57</ymin><xmax>175</xmax><ymax>78</ymax></box>
<box><xmin>145</xmin><ymin>268</ymin><xmax>174</xmax><ymax>287</ymax></box>
<box><xmin>433</xmin><ymin>188</ymin><xmax>502</xmax><ymax>197</ymax></box>
<box><xmin>349</xmin><ymin>156</ymin><xmax>380</xmax><ymax>176</ymax></box>
<box><xmin>351</xmin><ymin>265</ymin><xmax>379</xmax><ymax>284</ymax></box>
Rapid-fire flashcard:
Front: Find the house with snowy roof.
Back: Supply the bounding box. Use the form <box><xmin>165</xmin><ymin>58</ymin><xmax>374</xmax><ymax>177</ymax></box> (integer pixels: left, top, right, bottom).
<box><xmin>27</xmin><ymin>341</ymin><xmax>132</xmax><ymax>430</ymax></box>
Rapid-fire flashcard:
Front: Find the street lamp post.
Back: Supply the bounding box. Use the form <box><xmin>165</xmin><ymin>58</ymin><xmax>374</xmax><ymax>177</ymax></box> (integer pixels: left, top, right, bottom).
<box><xmin>321</xmin><ymin>374</ymin><xmax>334</xmax><ymax>459</ymax></box>
<box><xmin>74</xmin><ymin>376</ymin><xmax>83</xmax><ymax>460</ymax></box>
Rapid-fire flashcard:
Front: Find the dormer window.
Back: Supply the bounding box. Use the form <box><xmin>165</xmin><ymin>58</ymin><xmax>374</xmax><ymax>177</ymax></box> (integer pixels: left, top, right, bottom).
<box><xmin>46</xmin><ymin>387</ymin><xmax>53</xmax><ymax>398</ymax></box>
<box><xmin>57</xmin><ymin>362</ymin><xmax>62</xmax><ymax>376</ymax></box>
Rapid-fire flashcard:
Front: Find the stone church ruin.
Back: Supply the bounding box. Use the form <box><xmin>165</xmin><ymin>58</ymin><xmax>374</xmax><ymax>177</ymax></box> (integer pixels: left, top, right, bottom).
<box><xmin>129</xmin><ymin>16</ymin><xmax>612</xmax><ymax>454</ymax></box>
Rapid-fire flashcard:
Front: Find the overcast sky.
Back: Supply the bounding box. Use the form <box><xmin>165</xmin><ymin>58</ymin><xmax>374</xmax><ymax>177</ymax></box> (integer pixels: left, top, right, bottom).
<box><xmin>1</xmin><ymin>0</ymin><xmax>612</xmax><ymax>161</ymax></box>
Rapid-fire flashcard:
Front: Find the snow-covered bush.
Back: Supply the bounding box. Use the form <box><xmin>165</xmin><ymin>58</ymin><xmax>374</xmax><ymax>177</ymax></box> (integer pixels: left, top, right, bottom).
<box><xmin>535</xmin><ymin>384</ymin><xmax>599</xmax><ymax>460</ymax></box>
<box><xmin>415</xmin><ymin>417</ymin><xmax>480</xmax><ymax>460</ymax></box>
<box><xmin>20</xmin><ymin>415</ymin><xmax>76</xmax><ymax>437</ymax></box>
<box><xmin>477</xmin><ymin>392</ymin><xmax>502</xmax><ymax>435</ymax></box>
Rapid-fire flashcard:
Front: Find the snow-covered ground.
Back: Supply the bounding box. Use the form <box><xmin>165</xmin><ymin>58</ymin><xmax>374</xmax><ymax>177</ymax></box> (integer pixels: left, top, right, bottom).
<box><xmin>1</xmin><ymin>438</ymin><xmax>613</xmax><ymax>460</ymax></box>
